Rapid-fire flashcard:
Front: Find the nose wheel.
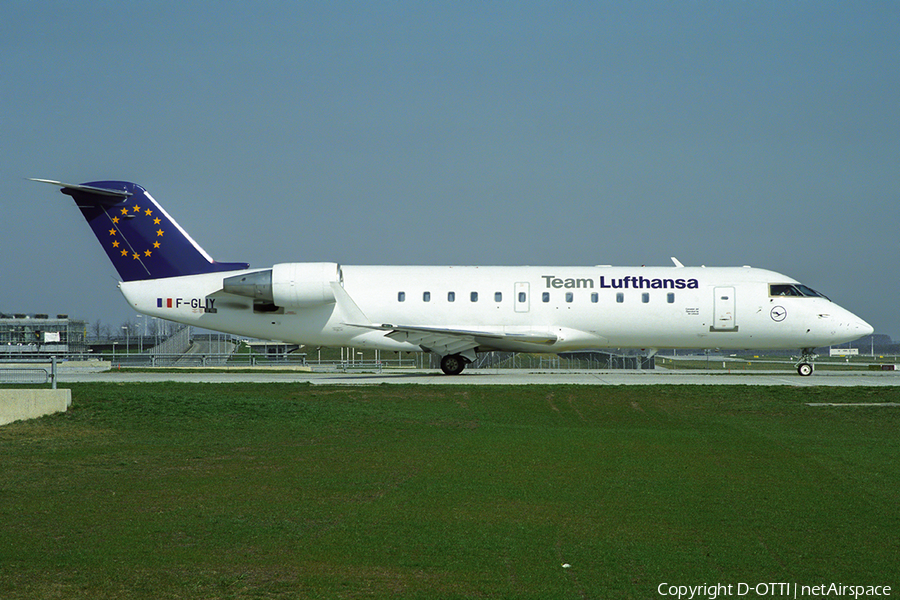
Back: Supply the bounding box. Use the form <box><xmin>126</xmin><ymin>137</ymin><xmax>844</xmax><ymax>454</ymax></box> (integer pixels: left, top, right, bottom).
<box><xmin>795</xmin><ymin>348</ymin><xmax>817</xmax><ymax>377</ymax></box>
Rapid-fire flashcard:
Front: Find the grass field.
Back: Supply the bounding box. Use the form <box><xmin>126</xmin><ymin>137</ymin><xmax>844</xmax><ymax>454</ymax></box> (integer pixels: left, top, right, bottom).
<box><xmin>1</xmin><ymin>383</ymin><xmax>898</xmax><ymax>599</ymax></box>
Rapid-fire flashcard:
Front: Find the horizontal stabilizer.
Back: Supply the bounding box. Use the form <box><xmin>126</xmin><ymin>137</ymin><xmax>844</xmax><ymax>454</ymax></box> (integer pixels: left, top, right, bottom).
<box><xmin>30</xmin><ymin>178</ymin><xmax>132</xmax><ymax>204</ymax></box>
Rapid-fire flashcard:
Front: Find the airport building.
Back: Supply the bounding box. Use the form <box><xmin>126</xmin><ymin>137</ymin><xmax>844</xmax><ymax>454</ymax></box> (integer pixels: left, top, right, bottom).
<box><xmin>0</xmin><ymin>314</ymin><xmax>87</xmax><ymax>357</ymax></box>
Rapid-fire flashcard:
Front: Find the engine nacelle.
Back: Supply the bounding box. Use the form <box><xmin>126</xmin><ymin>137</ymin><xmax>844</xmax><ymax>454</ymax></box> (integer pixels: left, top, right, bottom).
<box><xmin>223</xmin><ymin>262</ymin><xmax>341</xmax><ymax>308</ymax></box>
<box><xmin>272</xmin><ymin>262</ymin><xmax>340</xmax><ymax>308</ymax></box>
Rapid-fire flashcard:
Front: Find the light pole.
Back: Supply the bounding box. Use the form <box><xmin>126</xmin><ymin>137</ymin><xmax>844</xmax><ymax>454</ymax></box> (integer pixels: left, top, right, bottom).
<box><xmin>122</xmin><ymin>326</ymin><xmax>129</xmax><ymax>356</ymax></box>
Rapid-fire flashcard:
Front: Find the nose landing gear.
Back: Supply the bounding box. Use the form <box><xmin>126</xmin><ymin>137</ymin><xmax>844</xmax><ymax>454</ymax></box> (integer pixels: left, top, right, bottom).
<box><xmin>795</xmin><ymin>348</ymin><xmax>817</xmax><ymax>376</ymax></box>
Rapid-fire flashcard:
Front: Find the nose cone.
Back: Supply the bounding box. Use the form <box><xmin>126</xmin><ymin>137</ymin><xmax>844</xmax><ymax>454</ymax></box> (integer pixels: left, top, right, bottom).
<box><xmin>856</xmin><ymin>317</ymin><xmax>875</xmax><ymax>338</ymax></box>
<box><xmin>841</xmin><ymin>310</ymin><xmax>874</xmax><ymax>342</ymax></box>
<box><xmin>822</xmin><ymin>306</ymin><xmax>875</xmax><ymax>346</ymax></box>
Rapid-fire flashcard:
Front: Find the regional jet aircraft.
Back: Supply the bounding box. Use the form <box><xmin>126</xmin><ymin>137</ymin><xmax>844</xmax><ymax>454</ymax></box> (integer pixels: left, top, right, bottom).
<box><xmin>33</xmin><ymin>179</ymin><xmax>873</xmax><ymax>375</ymax></box>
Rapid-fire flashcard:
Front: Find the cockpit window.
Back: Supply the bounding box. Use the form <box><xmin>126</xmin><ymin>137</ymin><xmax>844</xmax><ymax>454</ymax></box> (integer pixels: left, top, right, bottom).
<box><xmin>769</xmin><ymin>284</ymin><xmax>830</xmax><ymax>301</ymax></box>
<box><xmin>796</xmin><ymin>285</ymin><xmax>830</xmax><ymax>301</ymax></box>
<box><xmin>770</xmin><ymin>284</ymin><xmax>802</xmax><ymax>297</ymax></box>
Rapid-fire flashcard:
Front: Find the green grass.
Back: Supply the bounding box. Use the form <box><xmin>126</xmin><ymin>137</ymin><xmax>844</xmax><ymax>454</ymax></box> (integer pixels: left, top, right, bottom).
<box><xmin>1</xmin><ymin>384</ymin><xmax>898</xmax><ymax>599</ymax></box>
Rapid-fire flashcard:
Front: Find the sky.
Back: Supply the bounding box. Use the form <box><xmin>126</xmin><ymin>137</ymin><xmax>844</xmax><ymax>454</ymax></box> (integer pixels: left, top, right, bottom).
<box><xmin>2</xmin><ymin>2</ymin><xmax>898</xmax><ymax>339</ymax></box>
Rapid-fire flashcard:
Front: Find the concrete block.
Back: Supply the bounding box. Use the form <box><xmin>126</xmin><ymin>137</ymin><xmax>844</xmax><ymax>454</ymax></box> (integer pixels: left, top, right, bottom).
<box><xmin>0</xmin><ymin>389</ymin><xmax>72</xmax><ymax>426</ymax></box>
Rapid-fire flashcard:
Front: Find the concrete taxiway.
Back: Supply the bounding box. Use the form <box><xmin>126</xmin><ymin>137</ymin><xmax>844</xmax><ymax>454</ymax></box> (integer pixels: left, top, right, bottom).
<box><xmin>56</xmin><ymin>368</ymin><xmax>900</xmax><ymax>386</ymax></box>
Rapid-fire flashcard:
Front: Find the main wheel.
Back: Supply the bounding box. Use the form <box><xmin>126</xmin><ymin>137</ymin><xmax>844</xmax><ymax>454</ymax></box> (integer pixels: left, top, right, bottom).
<box><xmin>797</xmin><ymin>363</ymin><xmax>813</xmax><ymax>377</ymax></box>
<box><xmin>440</xmin><ymin>354</ymin><xmax>466</xmax><ymax>375</ymax></box>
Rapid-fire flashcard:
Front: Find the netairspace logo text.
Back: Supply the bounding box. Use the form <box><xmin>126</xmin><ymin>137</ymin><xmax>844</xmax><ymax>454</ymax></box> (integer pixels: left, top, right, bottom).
<box><xmin>657</xmin><ymin>583</ymin><xmax>892</xmax><ymax>599</ymax></box>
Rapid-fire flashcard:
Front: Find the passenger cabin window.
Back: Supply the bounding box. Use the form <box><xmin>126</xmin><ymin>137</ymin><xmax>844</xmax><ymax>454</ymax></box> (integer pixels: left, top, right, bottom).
<box><xmin>616</xmin><ymin>293</ymin><xmax>624</xmax><ymax>303</ymax></box>
<box><xmin>518</xmin><ymin>292</ymin><xmax>526</xmax><ymax>303</ymax></box>
<box><xmin>494</xmin><ymin>292</ymin><xmax>502</xmax><ymax>302</ymax></box>
<box><xmin>641</xmin><ymin>293</ymin><xmax>649</xmax><ymax>303</ymax></box>
<box><xmin>565</xmin><ymin>292</ymin><xmax>573</xmax><ymax>303</ymax></box>
<box><xmin>591</xmin><ymin>292</ymin><xmax>598</xmax><ymax>303</ymax></box>
<box><xmin>667</xmin><ymin>293</ymin><xmax>675</xmax><ymax>304</ymax></box>
<box><xmin>448</xmin><ymin>291</ymin><xmax>455</xmax><ymax>302</ymax></box>
<box><xmin>423</xmin><ymin>292</ymin><xmax>431</xmax><ymax>302</ymax></box>
<box><xmin>398</xmin><ymin>292</ymin><xmax>406</xmax><ymax>302</ymax></box>
<box><xmin>470</xmin><ymin>292</ymin><xmax>478</xmax><ymax>302</ymax></box>
<box><xmin>542</xmin><ymin>292</ymin><xmax>550</xmax><ymax>303</ymax></box>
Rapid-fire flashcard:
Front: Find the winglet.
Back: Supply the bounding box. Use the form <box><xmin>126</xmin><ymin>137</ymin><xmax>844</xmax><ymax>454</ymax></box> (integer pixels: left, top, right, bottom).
<box><xmin>671</xmin><ymin>257</ymin><xmax>685</xmax><ymax>268</ymax></box>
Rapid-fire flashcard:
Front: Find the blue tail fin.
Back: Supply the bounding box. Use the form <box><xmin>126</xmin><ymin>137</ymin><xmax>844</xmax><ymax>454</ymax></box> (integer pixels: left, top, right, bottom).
<box><xmin>32</xmin><ymin>179</ymin><xmax>249</xmax><ymax>281</ymax></box>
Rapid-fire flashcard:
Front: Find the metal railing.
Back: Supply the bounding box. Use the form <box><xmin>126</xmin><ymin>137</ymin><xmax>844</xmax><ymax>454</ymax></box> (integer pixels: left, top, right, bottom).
<box><xmin>2</xmin><ymin>351</ymin><xmax>654</xmax><ymax>373</ymax></box>
<box><xmin>0</xmin><ymin>368</ymin><xmax>49</xmax><ymax>384</ymax></box>
<box><xmin>0</xmin><ymin>357</ymin><xmax>58</xmax><ymax>388</ymax></box>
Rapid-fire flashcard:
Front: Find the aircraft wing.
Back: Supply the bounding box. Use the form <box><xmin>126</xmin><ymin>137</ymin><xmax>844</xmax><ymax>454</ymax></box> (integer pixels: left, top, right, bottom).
<box><xmin>348</xmin><ymin>323</ymin><xmax>557</xmax><ymax>362</ymax></box>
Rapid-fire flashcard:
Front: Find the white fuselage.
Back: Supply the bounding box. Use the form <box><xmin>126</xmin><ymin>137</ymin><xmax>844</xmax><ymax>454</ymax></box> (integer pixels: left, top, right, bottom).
<box><xmin>118</xmin><ymin>264</ymin><xmax>872</xmax><ymax>354</ymax></box>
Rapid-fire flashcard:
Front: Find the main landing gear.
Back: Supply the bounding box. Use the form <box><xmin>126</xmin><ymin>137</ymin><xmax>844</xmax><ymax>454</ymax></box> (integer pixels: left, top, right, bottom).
<box><xmin>440</xmin><ymin>354</ymin><xmax>469</xmax><ymax>376</ymax></box>
<box><xmin>796</xmin><ymin>347</ymin><xmax>817</xmax><ymax>377</ymax></box>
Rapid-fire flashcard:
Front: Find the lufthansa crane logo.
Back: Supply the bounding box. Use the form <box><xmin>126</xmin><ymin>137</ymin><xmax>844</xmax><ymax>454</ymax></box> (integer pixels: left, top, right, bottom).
<box><xmin>770</xmin><ymin>306</ymin><xmax>787</xmax><ymax>322</ymax></box>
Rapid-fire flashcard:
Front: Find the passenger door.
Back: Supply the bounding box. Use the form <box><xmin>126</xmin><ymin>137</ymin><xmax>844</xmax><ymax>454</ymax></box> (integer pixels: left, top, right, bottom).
<box><xmin>712</xmin><ymin>287</ymin><xmax>736</xmax><ymax>330</ymax></box>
